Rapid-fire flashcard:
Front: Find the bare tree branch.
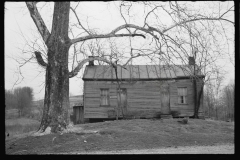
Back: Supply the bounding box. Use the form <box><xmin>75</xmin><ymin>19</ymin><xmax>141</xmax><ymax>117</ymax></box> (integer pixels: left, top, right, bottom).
<box><xmin>19</xmin><ymin>56</ymin><xmax>34</xmax><ymax>68</ymax></box>
<box><xmin>71</xmin><ymin>32</ymin><xmax>146</xmax><ymax>44</ymax></box>
<box><xmin>219</xmin><ymin>6</ymin><xmax>234</xmax><ymax>19</ymax></box>
<box><xmin>72</xmin><ymin>13</ymin><xmax>233</xmax><ymax>46</ymax></box>
<box><xmin>143</xmin><ymin>5</ymin><xmax>162</xmax><ymax>27</ymax></box>
<box><xmin>34</xmin><ymin>51</ymin><xmax>48</xmax><ymax>68</ymax></box>
<box><xmin>163</xmin><ymin>17</ymin><xmax>234</xmax><ymax>33</ymax></box>
<box><xmin>70</xmin><ymin>7</ymin><xmax>91</xmax><ymax>35</ymax></box>
<box><xmin>122</xmin><ymin>53</ymin><xmax>141</xmax><ymax>66</ymax></box>
<box><xmin>119</xmin><ymin>2</ymin><xmax>132</xmax><ymax>34</ymax></box>
<box><xmin>25</xmin><ymin>2</ymin><xmax>51</xmax><ymax>44</ymax></box>
<box><xmin>70</xmin><ymin>23</ymin><xmax>166</xmax><ymax>44</ymax></box>
<box><xmin>69</xmin><ymin>56</ymin><xmax>118</xmax><ymax>78</ymax></box>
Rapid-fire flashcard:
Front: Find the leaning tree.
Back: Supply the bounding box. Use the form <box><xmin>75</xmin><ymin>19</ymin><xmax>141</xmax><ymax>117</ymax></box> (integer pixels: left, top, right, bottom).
<box><xmin>23</xmin><ymin>2</ymin><xmax>234</xmax><ymax>133</ymax></box>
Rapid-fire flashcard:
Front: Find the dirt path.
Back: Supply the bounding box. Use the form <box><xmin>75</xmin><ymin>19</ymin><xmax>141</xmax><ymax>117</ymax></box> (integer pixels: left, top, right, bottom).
<box><xmin>66</xmin><ymin>144</ymin><xmax>234</xmax><ymax>154</ymax></box>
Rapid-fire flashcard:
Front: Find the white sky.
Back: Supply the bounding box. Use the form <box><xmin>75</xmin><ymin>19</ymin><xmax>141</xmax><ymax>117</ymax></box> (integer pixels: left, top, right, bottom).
<box><xmin>4</xmin><ymin>2</ymin><xmax>234</xmax><ymax>100</ymax></box>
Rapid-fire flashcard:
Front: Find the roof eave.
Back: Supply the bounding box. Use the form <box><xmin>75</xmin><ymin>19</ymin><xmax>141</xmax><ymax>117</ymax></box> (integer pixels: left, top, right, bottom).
<box><xmin>82</xmin><ymin>75</ymin><xmax>205</xmax><ymax>81</ymax></box>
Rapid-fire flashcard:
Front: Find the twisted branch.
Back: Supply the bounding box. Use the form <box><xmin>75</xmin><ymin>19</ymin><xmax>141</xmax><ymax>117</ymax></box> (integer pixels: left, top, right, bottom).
<box><xmin>34</xmin><ymin>51</ymin><xmax>47</xmax><ymax>67</ymax></box>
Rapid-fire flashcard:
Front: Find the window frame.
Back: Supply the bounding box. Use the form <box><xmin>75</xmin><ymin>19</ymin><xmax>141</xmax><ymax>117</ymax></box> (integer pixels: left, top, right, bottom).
<box><xmin>177</xmin><ymin>87</ymin><xmax>187</xmax><ymax>104</ymax></box>
<box><xmin>100</xmin><ymin>88</ymin><xmax>110</xmax><ymax>106</ymax></box>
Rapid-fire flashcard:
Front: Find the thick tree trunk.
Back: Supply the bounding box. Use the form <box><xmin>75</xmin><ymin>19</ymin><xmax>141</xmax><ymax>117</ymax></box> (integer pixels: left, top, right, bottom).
<box><xmin>114</xmin><ymin>66</ymin><xmax>124</xmax><ymax>119</ymax></box>
<box><xmin>193</xmin><ymin>80</ymin><xmax>204</xmax><ymax>118</ymax></box>
<box><xmin>38</xmin><ymin>2</ymin><xmax>71</xmax><ymax>133</ymax></box>
<box><xmin>196</xmin><ymin>84</ymin><xmax>204</xmax><ymax>117</ymax></box>
<box><xmin>38</xmin><ymin>48</ymin><xmax>70</xmax><ymax>133</ymax></box>
<box><xmin>193</xmin><ymin>79</ymin><xmax>198</xmax><ymax>118</ymax></box>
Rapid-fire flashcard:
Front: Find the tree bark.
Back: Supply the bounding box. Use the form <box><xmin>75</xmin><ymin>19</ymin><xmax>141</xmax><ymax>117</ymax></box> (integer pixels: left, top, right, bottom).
<box><xmin>196</xmin><ymin>83</ymin><xmax>204</xmax><ymax>118</ymax></box>
<box><xmin>193</xmin><ymin>79</ymin><xmax>198</xmax><ymax>118</ymax></box>
<box><xmin>193</xmin><ymin>79</ymin><xmax>204</xmax><ymax>119</ymax></box>
<box><xmin>38</xmin><ymin>2</ymin><xmax>71</xmax><ymax>133</ymax></box>
<box><xmin>114</xmin><ymin>66</ymin><xmax>125</xmax><ymax>119</ymax></box>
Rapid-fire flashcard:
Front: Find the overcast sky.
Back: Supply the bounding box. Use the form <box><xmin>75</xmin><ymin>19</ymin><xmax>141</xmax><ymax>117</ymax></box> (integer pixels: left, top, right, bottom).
<box><xmin>4</xmin><ymin>2</ymin><xmax>234</xmax><ymax>100</ymax></box>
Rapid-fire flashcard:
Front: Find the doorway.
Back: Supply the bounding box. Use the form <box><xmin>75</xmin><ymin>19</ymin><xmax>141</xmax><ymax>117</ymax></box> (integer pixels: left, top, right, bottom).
<box><xmin>117</xmin><ymin>88</ymin><xmax>127</xmax><ymax>116</ymax></box>
<box><xmin>160</xmin><ymin>85</ymin><xmax>171</xmax><ymax>114</ymax></box>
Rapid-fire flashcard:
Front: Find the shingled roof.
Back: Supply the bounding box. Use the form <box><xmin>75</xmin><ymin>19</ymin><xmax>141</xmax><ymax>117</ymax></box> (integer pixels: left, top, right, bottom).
<box><xmin>82</xmin><ymin>65</ymin><xmax>204</xmax><ymax>81</ymax></box>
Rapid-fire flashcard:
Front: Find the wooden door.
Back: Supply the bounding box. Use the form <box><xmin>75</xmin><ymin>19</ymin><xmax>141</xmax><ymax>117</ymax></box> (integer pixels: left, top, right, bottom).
<box><xmin>161</xmin><ymin>85</ymin><xmax>170</xmax><ymax>114</ymax></box>
<box><xmin>73</xmin><ymin>106</ymin><xmax>84</xmax><ymax>124</ymax></box>
<box><xmin>118</xmin><ymin>88</ymin><xmax>127</xmax><ymax>116</ymax></box>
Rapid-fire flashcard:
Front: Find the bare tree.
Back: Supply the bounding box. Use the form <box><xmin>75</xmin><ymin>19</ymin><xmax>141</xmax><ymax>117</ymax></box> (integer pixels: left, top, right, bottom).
<box><xmin>5</xmin><ymin>90</ymin><xmax>17</xmax><ymax>110</ymax></box>
<box><xmin>203</xmin><ymin>71</ymin><xmax>232</xmax><ymax>121</ymax></box>
<box><xmin>21</xmin><ymin>2</ymin><xmax>234</xmax><ymax>133</ymax></box>
<box><xmin>222</xmin><ymin>80</ymin><xmax>234</xmax><ymax>121</ymax></box>
<box><xmin>13</xmin><ymin>87</ymin><xmax>34</xmax><ymax>117</ymax></box>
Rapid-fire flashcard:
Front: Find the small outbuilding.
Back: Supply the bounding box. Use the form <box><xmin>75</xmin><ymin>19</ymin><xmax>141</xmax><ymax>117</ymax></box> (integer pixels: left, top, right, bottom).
<box><xmin>82</xmin><ymin>58</ymin><xmax>205</xmax><ymax>120</ymax></box>
<box><xmin>72</xmin><ymin>105</ymin><xmax>84</xmax><ymax>124</ymax></box>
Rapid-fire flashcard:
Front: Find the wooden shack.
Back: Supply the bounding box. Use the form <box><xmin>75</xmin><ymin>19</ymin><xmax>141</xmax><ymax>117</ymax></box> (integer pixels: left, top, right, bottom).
<box><xmin>82</xmin><ymin>60</ymin><xmax>205</xmax><ymax>120</ymax></box>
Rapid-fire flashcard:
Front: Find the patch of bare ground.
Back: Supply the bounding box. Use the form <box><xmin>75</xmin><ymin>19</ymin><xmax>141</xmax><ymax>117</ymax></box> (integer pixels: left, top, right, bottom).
<box><xmin>5</xmin><ymin>118</ymin><xmax>234</xmax><ymax>154</ymax></box>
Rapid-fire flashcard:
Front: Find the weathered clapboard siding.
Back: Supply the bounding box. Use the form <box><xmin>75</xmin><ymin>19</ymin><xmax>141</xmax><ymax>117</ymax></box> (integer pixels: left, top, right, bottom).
<box><xmin>84</xmin><ymin>81</ymin><xmax>161</xmax><ymax>118</ymax></box>
<box><xmin>169</xmin><ymin>79</ymin><xmax>204</xmax><ymax>116</ymax></box>
<box><xmin>84</xmin><ymin>78</ymin><xmax>204</xmax><ymax>118</ymax></box>
<box><xmin>84</xmin><ymin>79</ymin><xmax>204</xmax><ymax>118</ymax></box>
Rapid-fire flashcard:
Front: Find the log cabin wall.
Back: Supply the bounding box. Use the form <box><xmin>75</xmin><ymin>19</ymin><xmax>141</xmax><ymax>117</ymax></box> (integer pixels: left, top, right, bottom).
<box><xmin>83</xmin><ymin>79</ymin><xmax>204</xmax><ymax>119</ymax></box>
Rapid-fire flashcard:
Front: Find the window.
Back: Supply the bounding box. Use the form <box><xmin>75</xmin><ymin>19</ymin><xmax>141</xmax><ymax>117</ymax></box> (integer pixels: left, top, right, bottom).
<box><xmin>178</xmin><ymin>87</ymin><xmax>187</xmax><ymax>104</ymax></box>
<box><xmin>100</xmin><ymin>89</ymin><xmax>110</xmax><ymax>106</ymax></box>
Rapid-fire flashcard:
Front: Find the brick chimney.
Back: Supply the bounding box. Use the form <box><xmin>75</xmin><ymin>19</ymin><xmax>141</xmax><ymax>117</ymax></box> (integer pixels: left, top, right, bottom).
<box><xmin>188</xmin><ymin>56</ymin><xmax>195</xmax><ymax>65</ymax></box>
<box><xmin>88</xmin><ymin>56</ymin><xmax>94</xmax><ymax>66</ymax></box>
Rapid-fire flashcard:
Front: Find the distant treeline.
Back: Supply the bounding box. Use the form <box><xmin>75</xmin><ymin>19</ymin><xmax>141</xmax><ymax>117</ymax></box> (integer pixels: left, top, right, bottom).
<box><xmin>204</xmin><ymin>80</ymin><xmax>234</xmax><ymax>122</ymax></box>
<box><xmin>5</xmin><ymin>87</ymin><xmax>33</xmax><ymax>117</ymax></box>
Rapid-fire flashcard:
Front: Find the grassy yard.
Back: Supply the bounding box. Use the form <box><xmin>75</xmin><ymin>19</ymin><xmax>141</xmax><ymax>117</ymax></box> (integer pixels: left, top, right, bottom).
<box><xmin>5</xmin><ymin>118</ymin><xmax>40</xmax><ymax>140</ymax></box>
<box><xmin>5</xmin><ymin>118</ymin><xmax>234</xmax><ymax>154</ymax></box>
